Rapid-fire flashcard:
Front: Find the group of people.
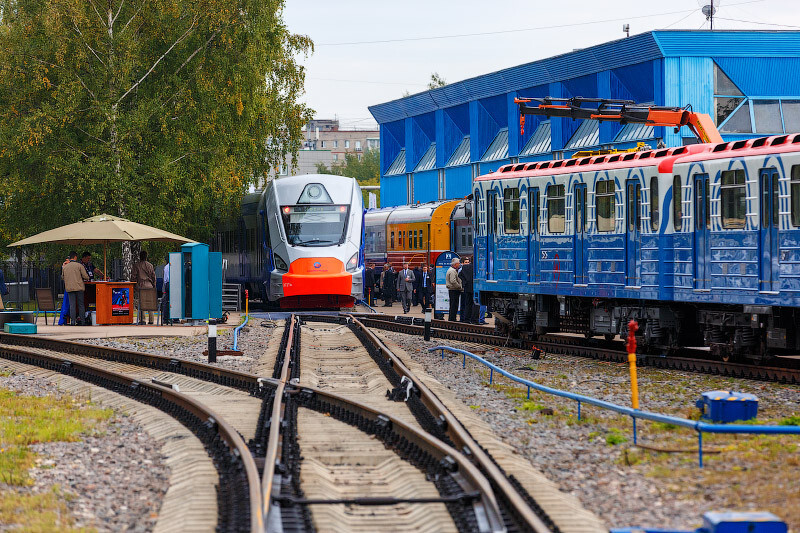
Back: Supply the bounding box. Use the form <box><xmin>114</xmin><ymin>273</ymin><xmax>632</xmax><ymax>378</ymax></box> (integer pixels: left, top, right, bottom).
<box><xmin>364</xmin><ymin>262</ymin><xmax>433</xmax><ymax>313</ymax></box>
<box><xmin>61</xmin><ymin>250</ymin><xmax>157</xmax><ymax>326</ymax></box>
<box><xmin>362</xmin><ymin>257</ymin><xmax>479</xmax><ymax>323</ymax></box>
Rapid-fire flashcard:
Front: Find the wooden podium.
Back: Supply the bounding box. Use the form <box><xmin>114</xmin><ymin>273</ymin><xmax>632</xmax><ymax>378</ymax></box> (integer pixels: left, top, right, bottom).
<box><xmin>86</xmin><ymin>282</ymin><xmax>136</xmax><ymax>325</ymax></box>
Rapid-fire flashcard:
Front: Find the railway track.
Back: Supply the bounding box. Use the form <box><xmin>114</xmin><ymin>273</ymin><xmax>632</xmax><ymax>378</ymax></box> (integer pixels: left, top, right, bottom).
<box><xmin>0</xmin><ymin>321</ymin><xmax>579</xmax><ymax>532</ymax></box>
<box><xmin>352</xmin><ymin>313</ymin><xmax>800</xmax><ymax>384</ymax></box>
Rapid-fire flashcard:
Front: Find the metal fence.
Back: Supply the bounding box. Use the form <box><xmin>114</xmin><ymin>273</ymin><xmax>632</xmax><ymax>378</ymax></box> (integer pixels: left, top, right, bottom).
<box><xmin>429</xmin><ymin>345</ymin><xmax>800</xmax><ymax>467</ymax></box>
<box><xmin>0</xmin><ymin>261</ymin><xmax>63</xmax><ymax>305</ymax></box>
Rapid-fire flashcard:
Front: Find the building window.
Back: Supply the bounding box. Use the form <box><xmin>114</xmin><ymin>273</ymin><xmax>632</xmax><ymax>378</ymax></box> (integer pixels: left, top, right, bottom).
<box><xmin>367</xmin><ymin>138</ymin><xmax>379</xmax><ymax>150</ymax></box>
<box><xmin>673</xmin><ymin>176</ymin><xmax>682</xmax><ymax>231</ymax></box>
<box><xmin>721</xmin><ymin>169</ymin><xmax>746</xmax><ymax>229</ymax></box>
<box><xmin>792</xmin><ymin>166</ymin><xmax>800</xmax><ymax>227</ymax></box>
<box><xmin>438</xmin><ymin>170</ymin><xmax>445</xmax><ymax>200</ymax></box>
<box><xmin>503</xmin><ymin>188</ymin><xmax>520</xmax><ymax>234</ymax></box>
<box><xmin>320</xmin><ymin>140</ymin><xmax>326</xmax><ymax>148</ymax></box>
<box><xmin>345</xmin><ymin>140</ymin><xmax>350</xmax><ymax>149</ymax></box>
<box><xmin>333</xmin><ymin>140</ymin><xmax>338</xmax><ymax>148</ymax></box>
<box><xmin>356</xmin><ymin>141</ymin><xmax>362</xmax><ymax>151</ymax></box>
<box><xmin>547</xmin><ymin>184</ymin><xmax>565</xmax><ymax>234</ymax></box>
<box><xmin>596</xmin><ymin>180</ymin><xmax>615</xmax><ymax>232</ymax></box>
<box><xmin>714</xmin><ymin>63</ymin><xmax>744</xmax><ymax>126</ymax></box>
<box><xmin>357</xmin><ymin>154</ymin><xmax>362</xmax><ymax>161</ymax></box>
<box><xmin>650</xmin><ymin>177</ymin><xmax>659</xmax><ymax>231</ymax></box>
<box><xmin>753</xmin><ymin>100</ymin><xmax>783</xmax><ymax>134</ymax></box>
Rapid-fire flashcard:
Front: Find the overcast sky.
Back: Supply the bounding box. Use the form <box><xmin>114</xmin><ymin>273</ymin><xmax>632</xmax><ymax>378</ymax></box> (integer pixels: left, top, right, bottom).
<box><xmin>284</xmin><ymin>0</ymin><xmax>800</xmax><ymax>131</ymax></box>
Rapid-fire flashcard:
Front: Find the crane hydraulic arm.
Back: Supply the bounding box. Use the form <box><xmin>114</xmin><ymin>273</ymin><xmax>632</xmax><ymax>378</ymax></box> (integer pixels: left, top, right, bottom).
<box><xmin>515</xmin><ymin>96</ymin><xmax>723</xmax><ymax>144</ymax></box>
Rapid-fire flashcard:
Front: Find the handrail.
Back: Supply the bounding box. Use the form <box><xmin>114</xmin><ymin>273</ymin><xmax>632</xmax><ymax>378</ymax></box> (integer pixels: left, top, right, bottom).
<box><xmin>355</xmin><ymin>299</ymin><xmax>378</xmax><ymax>313</ymax></box>
<box><xmin>232</xmin><ymin>313</ymin><xmax>249</xmax><ymax>351</ymax></box>
<box><xmin>430</xmin><ymin>345</ymin><xmax>800</xmax><ymax>467</ymax></box>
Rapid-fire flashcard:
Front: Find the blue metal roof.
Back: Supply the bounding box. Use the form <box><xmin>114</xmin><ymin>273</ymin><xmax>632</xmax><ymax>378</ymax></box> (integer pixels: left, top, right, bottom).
<box><xmin>385</xmin><ymin>149</ymin><xmax>406</xmax><ymax>176</ymax></box>
<box><xmin>369</xmin><ymin>31</ymin><xmax>800</xmax><ymax>124</ymax></box>
<box><xmin>615</xmin><ymin>123</ymin><xmax>655</xmax><ymax>143</ymax></box>
<box><xmin>519</xmin><ymin>121</ymin><xmax>551</xmax><ymax>156</ymax></box>
<box><xmin>480</xmin><ymin>128</ymin><xmax>509</xmax><ymax>162</ymax></box>
<box><xmin>446</xmin><ymin>136</ymin><xmax>471</xmax><ymax>167</ymax></box>
<box><xmin>565</xmin><ymin>120</ymin><xmax>599</xmax><ymax>150</ymax></box>
<box><xmin>413</xmin><ymin>143</ymin><xmax>436</xmax><ymax>172</ymax></box>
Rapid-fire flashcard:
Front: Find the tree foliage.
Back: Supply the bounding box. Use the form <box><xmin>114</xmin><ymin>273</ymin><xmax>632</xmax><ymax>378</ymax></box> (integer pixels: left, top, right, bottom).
<box><xmin>428</xmin><ymin>72</ymin><xmax>446</xmax><ymax>89</ymax></box>
<box><xmin>0</xmin><ymin>0</ymin><xmax>313</xmax><ymax>258</ymax></box>
<box><xmin>316</xmin><ymin>149</ymin><xmax>379</xmax><ymax>207</ymax></box>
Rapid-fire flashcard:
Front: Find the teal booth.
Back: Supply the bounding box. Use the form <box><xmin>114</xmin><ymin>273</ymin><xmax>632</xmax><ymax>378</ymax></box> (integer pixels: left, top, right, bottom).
<box><xmin>169</xmin><ymin>243</ymin><xmax>222</xmax><ymax>321</ymax></box>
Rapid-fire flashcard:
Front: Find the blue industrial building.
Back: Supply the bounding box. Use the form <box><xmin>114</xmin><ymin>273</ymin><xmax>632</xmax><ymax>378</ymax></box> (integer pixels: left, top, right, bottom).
<box><xmin>369</xmin><ymin>30</ymin><xmax>800</xmax><ymax>207</ymax></box>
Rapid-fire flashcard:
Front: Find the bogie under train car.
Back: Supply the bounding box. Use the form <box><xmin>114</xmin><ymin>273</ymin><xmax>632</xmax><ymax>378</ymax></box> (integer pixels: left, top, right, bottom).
<box><xmin>474</xmin><ymin>135</ymin><xmax>800</xmax><ymax>363</ymax></box>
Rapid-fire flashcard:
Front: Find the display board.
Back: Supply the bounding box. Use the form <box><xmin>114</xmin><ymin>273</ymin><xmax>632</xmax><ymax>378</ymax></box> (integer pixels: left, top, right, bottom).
<box><xmin>434</xmin><ymin>251</ymin><xmax>460</xmax><ymax>314</ymax></box>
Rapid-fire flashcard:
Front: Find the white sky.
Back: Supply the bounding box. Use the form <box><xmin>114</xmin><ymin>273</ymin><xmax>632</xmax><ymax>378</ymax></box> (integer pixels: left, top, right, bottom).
<box><xmin>284</xmin><ymin>0</ymin><xmax>800</xmax><ymax>131</ymax></box>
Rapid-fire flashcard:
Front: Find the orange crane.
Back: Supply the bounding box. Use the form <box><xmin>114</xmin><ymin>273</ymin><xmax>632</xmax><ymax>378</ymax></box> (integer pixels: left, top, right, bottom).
<box><xmin>514</xmin><ymin>96</ymin><xmax>723</xmax><ymax>144</ymax></box>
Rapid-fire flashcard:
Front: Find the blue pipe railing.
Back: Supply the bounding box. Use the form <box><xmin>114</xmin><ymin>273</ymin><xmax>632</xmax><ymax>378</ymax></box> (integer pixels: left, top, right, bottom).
<box><xmin>356</xmin><ymin>299</ymin><xmax>378</xmax><ymax>313</ymax></box>
<box><xmin>429</xmin><ymin>345</ymin><xmax>800</xmax><ymax>467</ymax></box>
<box><xmin>232</xmin><ymin>314</ymin><xmax>249</xmax><ymax>351</ymax></box>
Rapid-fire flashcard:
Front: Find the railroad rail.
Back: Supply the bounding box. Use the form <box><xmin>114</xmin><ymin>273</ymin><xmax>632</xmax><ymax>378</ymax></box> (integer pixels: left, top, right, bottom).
<box><xmin>352</xmin><ymin>313</ymin><xmax>800</xmax><ymax>384</ymax></box>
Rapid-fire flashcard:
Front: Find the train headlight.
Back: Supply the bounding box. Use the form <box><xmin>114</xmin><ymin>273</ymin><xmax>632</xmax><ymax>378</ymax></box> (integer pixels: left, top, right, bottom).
<box><xmin>346</xmin><ymin>252</ymin><xmax>359</xmax><ymax>273</ymax></box>
<box><xmin>273</xmin><ymin>254</ymin><xmax>289</xmax><ymax>273</ymax></box>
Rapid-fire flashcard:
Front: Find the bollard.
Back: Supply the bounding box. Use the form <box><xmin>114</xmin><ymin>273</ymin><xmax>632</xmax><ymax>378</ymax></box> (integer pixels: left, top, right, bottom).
<box><xmin>424</xmin><ymin>308</ymin><xmax>432</xmax><ymax>341</ymax></box>
<box><xmin>244</xmin><ymin>289</ymin><xmax>249</xmax><ymax>317</ymax></box>
<box><xmin>208</xmin><ymin>320</ymin><xmax>217</xmax><ymax>363</ymax></box>
<box><xmin>627</xmin><ymin>319</ymin><xmax>640</xmax><ymax>410</ymax></box>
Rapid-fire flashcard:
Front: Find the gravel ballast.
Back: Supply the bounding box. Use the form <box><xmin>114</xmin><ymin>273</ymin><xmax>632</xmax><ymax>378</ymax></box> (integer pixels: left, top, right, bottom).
<box><xmin>1</xmin><ymin>370</ymin><xmax>169</xmax><ymax>532</ymax></box>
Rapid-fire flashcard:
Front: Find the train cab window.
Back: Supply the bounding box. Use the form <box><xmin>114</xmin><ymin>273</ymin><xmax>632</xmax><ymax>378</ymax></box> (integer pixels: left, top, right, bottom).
<box><xmin>673</xmin><ymin>176</ymin><xmax>682</xmax><ymax>230</ymax></box>
<box><xmin>596</xmin><ymin>180</ymin><xmax>616</xmax><ymax>232</ymax></box>
<box><xmin>792</xmin><ymin>166</ymin><xmax>800</xmax><ymax>226</ymax></box>
<box><xmin>547</xmin><ymin>184</ymin><xmax>565</xmax><ymax>233</ymax></box>
<box><xmin>650</xmin><ymin>177</ymin><xmax>659</xmax><ymax>231</ymax></box>
<box><xmin>503</xmin><ymin>188</ymin><xmax>520</xmax><ymax>234</ymax></box>
<box><xmin>721</xmin><ymin>169</ymin><xmax>746</xmax><ymax>229</ymax></box>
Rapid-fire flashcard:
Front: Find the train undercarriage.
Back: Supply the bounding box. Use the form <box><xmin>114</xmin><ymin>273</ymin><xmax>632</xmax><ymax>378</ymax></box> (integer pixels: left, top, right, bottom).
<box><xmin>483</xmin><ymin>292</ymin><xmax>800</xmax><ymax>364</ymax></box>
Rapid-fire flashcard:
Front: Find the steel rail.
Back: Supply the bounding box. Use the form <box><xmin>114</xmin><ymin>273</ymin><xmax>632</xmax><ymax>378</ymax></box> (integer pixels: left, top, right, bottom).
<box><xmin>345</xmin><ymin>315</ymin><xmax>555</xmax><ymax>533</ymax></box>
<box><xmin>0</xmin><ymin>344</ymin><xmax>264</xmax><ymax>533</ymax></box>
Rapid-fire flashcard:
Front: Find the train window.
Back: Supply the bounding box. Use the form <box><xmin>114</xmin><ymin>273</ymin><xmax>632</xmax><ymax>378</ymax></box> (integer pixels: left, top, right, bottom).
<box><xmin>467</xmin><ymin>226</ymin><xmax>473</xmax><ymax>247</ymax></box>
<box><xmin>390</xmin><ymin>231</ymin><xmax>395</xmax><ymax>249</ymax></box>
<box><xmin>596</xmin><ymin>180</ymin><xmax>616</xmax><ymax>232</ymax></box>
<box><xmin>721</xmin><ymin>170</ymin><xmax>746</xmax><ymax>229</ymax></box>
<box><xmin>650</xmin><ymin>177</ymin><xmax>659</xmax><ymax>231</ymax></box>
<box><xmin>528</xmin><ymin>189</ymin><xmax>539</xmax><ymax>235</ymax></box>
<box><xmin>547</xmin><ymin>184</ymin><xmax>565</xmax><ymax>233</ymax></box>
<box><xmin>409</xmin><ymin>231</ymin><xmax>413</xmax><ymax>248</ymax></box>
<box><xmin>503</xmin><ymin>188</ymin><xmax>520</xmax><ymax>234</ymax></box>
<box><xmin>420</xmin><ymin>230</ymin><xmax>424</xmax><ymax>248</ymax></box>
<box><xmin>673</xmin><ymin>176</ymin><xmax>683</xmax><ymax>231</ymax></box>
<box><xmin>792</xmin><ymin>166</ymin><xmax>800</xmax><ymax>226</ymax></box>
<box><xmin>628</xmin><ymin>184</ymin><xmax>641</xmax><ymax>231</ymax></box>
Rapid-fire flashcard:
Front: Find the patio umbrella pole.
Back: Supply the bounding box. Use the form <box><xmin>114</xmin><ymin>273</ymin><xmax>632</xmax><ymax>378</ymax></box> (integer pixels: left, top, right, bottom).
<box><xmin>103</xmin><ymin>241</ymin><xmax>107</xmax><ymax>281</ymax></box>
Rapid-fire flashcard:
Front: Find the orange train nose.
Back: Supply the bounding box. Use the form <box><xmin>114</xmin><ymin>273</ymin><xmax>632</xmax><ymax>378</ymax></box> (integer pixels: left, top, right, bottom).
<box><xmin>281</xmin><ymin>257</ymin><xmax>353</xmax><ymax>297</ymax></box>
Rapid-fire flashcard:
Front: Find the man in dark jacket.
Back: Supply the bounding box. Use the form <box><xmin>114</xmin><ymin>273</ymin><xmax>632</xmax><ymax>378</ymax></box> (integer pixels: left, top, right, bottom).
<box><xmin>380</xmin><ymin>264</ymin><xmax>394</xmax><ymax>307</ymax></box>
<box><xmin>459</xmin><ymin>257</ymin><xmax>474</xmax><ymax>323</ymax></box>
<box><xmin>418</xmin><ymin>265</ymin><xmax>433</xmax><ymax>310</ymax></box>
<box><xmin>364</xmin><ymin>262</ymin><xmax>376</xmax><ymax>305</ymax></box>
<box><xmin>412</xmin><ymin>265</ymin><xmax>422</xmax><ymax>306</ymax></box>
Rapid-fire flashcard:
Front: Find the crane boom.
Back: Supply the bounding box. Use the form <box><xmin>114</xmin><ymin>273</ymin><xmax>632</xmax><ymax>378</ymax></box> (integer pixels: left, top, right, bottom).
<box><xmin>515</xmin><ymin>96</ymin><xmax>723</xmax><ymax>144</ymax></box>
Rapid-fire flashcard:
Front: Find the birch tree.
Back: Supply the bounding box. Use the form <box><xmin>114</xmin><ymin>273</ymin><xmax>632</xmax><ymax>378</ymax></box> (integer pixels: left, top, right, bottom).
<box><xmin>0</xmin><ymin>0</ymin><xmax>312</xmax><ymax>272</ymax></box>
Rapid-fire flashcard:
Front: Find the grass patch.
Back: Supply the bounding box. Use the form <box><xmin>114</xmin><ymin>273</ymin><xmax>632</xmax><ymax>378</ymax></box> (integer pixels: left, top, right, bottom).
<box><xmin>469</xmin><ymin>405</ymin><xmax>480</xmax><ymax>410</ymax></box>
<box><xmin>0</xmin><ymin>388</ymin><xmax>112</xmax><ymax>485</ymax></box>
<box><xmin>520</xmin><ymin>401</ymin><xmax>546</xmax><ymax>412</ymax></box>
<box><xmin>0</xmin><ymin>485</ymin><xmax>94</xmax><ymax>532</ymax></box>
<box><xmin>0</xmin><ymin>370</ymin><xmax>11</xmax><ymax>377</ymax></box>
<box><xmin>779</xmin><ymin>414</ymin><xmax>800</xmax><ymax>426</ymax></box>
<box><xmin>605</xmin><ymin>428</ymin><xmax>628</xmax><ymax>446</ymax></box>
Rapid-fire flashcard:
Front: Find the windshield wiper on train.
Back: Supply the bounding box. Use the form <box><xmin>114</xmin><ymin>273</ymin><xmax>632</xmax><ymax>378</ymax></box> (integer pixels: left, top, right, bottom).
<box><xmin>290</xmin><ymin>238</ymin><xmax>335</xmax><ymax>246</ymax></box>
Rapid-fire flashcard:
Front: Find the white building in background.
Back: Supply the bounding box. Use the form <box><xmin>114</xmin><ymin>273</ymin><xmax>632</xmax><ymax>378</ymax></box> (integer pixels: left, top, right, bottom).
<box><xmin>304</xmin><ymin>119</ymin><xmax>379</xmax><ymax>163</ymax></box>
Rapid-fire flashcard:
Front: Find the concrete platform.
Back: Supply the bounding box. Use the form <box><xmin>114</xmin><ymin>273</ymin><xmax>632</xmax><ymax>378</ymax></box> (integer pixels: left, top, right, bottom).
<box><xmin>355</xmin><ymin>303</ymin><xmax>496</xmax><ymax>328</ymax></box>
<box><xmin>24</xmin><ymin>312</ymin><xmax>242</xmax><ymax>341</ymax></box>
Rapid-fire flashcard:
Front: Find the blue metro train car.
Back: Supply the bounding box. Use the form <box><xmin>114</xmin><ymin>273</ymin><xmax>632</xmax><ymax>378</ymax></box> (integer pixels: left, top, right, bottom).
<box><xmin>474</xmin><ymin>134</ymin><xmax>800</xmax><ymax>362</ymax></box>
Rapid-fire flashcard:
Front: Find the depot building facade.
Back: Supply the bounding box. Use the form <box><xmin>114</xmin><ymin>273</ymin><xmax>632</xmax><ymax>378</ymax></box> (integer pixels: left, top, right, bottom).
<box><xmin>368</xmin><ymin>30</ymin><xmax>800</xmax><ymax>208</ymax></box>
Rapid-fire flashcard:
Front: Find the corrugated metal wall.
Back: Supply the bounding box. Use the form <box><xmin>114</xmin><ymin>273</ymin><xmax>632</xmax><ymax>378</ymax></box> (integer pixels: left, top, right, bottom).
<box><xmin>413</xmin><ymin>170</ymin><xmax>438</xmax><ymax>203</ymax></box>
<box><xmin>445</xmin><ymin>166</ymin><xmax>472</xmax><ymax>199</ymax></box>
<box><xmin>381</xmin><ymin>175</ymin><xmax>408</xmax><ymax>208</ymax></box>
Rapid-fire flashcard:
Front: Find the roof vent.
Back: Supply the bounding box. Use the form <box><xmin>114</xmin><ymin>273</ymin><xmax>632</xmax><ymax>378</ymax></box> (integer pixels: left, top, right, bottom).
<box><xmin>672</xmin><ymin>147</ymin><xmax>687</xmax><ymax>155</ymax></box>
<box><xmin>638</xmin><ymin>152</ymin><xmax>652</xmax><ymax>159</ymax></box>
<box><xmin>623</xmin><ymin>153</ymin><xmax>636</xmax><ymax>161</ymax></box>
<box><xmin>500</xmin><ymin>165</ymin><xmax>514</xmax><ymax>173</ymax></box>
<box><xmin>579</xmin><ymin>158</ymin><xmax>592</xmax><ymax>166</ymax></box>
<box><xmin>752</xmin><ymin>137</ymin><xmax>767</xmax><ymax>148</ymax></box>
<box><xmin>539</xmin><ymin>162</ymin><xmax>551</xmax><ymax>169</ymax></box>
<box><xmin>655</xmin><ymin>149</ymin><xmax>668</xmax><ymax>158</ymax></box>
<box><xmin>514</xmin><ymin>164</ymin><xmax>525</xmax><ymax>171</ymax></box>
<box><xmin>771</xmin><ymin>135</ymin><xmax>788</xmax><ymax>146</ymax></box>
<box><xmin>552</xmin><ymin>161</ymin><xmax>563</xmax><ymax>168</ymax></box>
<box><xmin>732</xmin><ymin>140</ymin><xmax>749</xmax><ymax>150</ymax></box>
<box><xmin>525</xmin><ymin>163</ymin><xmax>538</xmax><ymax>170</ymax></box>
<box><xmin>793</xmin><ymin>133</ymin><xmax>800</xmax><ymax>144</ymax></box>
<box><xmin>608</xmin><ymin>155</ymin><xmax>621</xmax><ymax>162</ymax></box>
<box><xmin>712</xmin><ymin>143</ymin><xmax>729</xmax><ymax>152</ymax></box>
<box><xmin>565</xmin><ymin>159</ymin><xmax>577</xmax><ymax>167</ymax></box>
<box><xmin>594</xmin><ymin>156</ymin><xmax>607</xmax><ymax>163</ymax></box>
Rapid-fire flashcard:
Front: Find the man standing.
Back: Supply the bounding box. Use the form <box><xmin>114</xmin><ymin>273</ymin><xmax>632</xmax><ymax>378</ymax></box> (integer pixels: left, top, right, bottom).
<box><xmin>364</xmin><ymin>262</ymin><xmax>375</xmax><ymax>305</ymax></box>
<box><xmin>162</xmin><ymin>256</ymin><xmax>171</xmax><ymax>325</ymax></box>
<box><xmin>380</xmin><ymin>264</ymin><xmax>394</xmax><ymax>307</ymax></box>
<box><xmin>446</xmin><ymin>257</ymin><xmax>463</xmax><ymax>321</ymax></box>
<box><xmin>412</xmin><ymin>265</ymin><xmax>422</xmax><ymax>306</ymax></box>
<box><xmin>63</xmin><ymin>251</ymin><xmax>89</xmax><ymax>325</ymax></box>
<box><xmin>459</xmin><ymin>257</ymin><xmax>474</xmax><ymax>323</ymax></box>
<box><xmin>418</xmin><ymin>265</ymin><xmax>433</xmax><ymax>310</ymax></box>
<box><xmin>132</xmin><ymin>250</ymin><xmax>157</xmax><ymax>325</ymax></box>
<box><xmin>396</xmin><ymin>262</ymin><xmax>415</xmax><ymax>313</ymax></box>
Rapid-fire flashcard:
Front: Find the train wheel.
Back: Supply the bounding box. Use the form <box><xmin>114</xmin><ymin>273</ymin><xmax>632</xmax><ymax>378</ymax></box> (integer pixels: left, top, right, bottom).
<box><xmin>604</xmin><ymin>333</ymin><xmax>616</xmax><ymax>342</ymax></box>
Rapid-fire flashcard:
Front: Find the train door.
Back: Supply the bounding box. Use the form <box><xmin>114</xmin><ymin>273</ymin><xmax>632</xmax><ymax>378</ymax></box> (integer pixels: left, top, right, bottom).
<box><xmin>528</xmin><ymin>188</ymin><xmax>540</xmax><ymax>283</ymax></box>
<box><xmin>759</xmin><ymin>168</ymin><xmax>780</xmax><ymax>292</ymax></box>
<box><xmin>626</xmin><ymin>180</ymin><xmax>642</xmax><ymax>286</ymax></box>
<box><xmin>574</xmin><ymin>183</ymin><xmax>587</xmax><ymax>285</ymax></box>
<box><xmin>693</xmin><ymin>173</ymin><xmax>710</xmax><ymax>290</ymax></box>
<box><xmin>487</xmin><ymin>191</ymin><xmax>499</xmax><ymax>280</ymax></box>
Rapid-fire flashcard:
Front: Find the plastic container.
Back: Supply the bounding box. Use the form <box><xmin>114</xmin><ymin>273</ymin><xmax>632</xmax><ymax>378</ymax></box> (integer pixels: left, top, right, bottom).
<box><xmin>91</xmin><ymin>311</ymin><xmax>97</xmax><ymax>326</ymax></box>
<box><xmin>4</xmin><ymin>322</ymin><xmax>37</xmax><ymax>334</ymax></box>
<box><xmin>696</xmin><ymin>391</ymin><xmax>758</xmax><ymax>423</ymax></box>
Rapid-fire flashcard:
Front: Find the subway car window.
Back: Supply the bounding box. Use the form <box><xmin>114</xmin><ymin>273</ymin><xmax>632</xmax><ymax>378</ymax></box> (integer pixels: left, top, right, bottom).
<box><xmin>792</xmin><ymin>166</ymin><xmax>800</xmax><ymax>226</ymax></box>
<box><xmin>650</xmin><ymin>177</ymin><xmax>659</xmax><ymax>231</ymax></box>
<box><xmin>547</xmin><ymin>184</ymin><xmax>565</xmax><ymax>233</ymax></box>
<box><xmin>596</xmin><ymin>180</ymin><xmax>615</xmax><ymax>232</ymax></box>
<box><xmin>503</xmin><ymin>188</ymin><xmax>520</xmax><ymax>234</ymax></box>
<box><xmin>721</xmin><ymin>169</ymin><xmax>746</xmax><ymax>229</ymax></box>
<box><xmin>673</xmin><ymin>176</ymin><xmax>682</xmax><ymax>231</ymax></box>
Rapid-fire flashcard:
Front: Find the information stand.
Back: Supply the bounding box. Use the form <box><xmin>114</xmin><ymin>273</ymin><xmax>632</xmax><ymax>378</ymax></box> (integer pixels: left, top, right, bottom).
<box><xmin>86</xmin><ymin>281</ymin><xmax>135</xmax><ymax>325</ymax></box>
<box><xmin>434</xmin><ymin>251</ymin><xmax>459</xmax><ymax>320</ymax></box>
